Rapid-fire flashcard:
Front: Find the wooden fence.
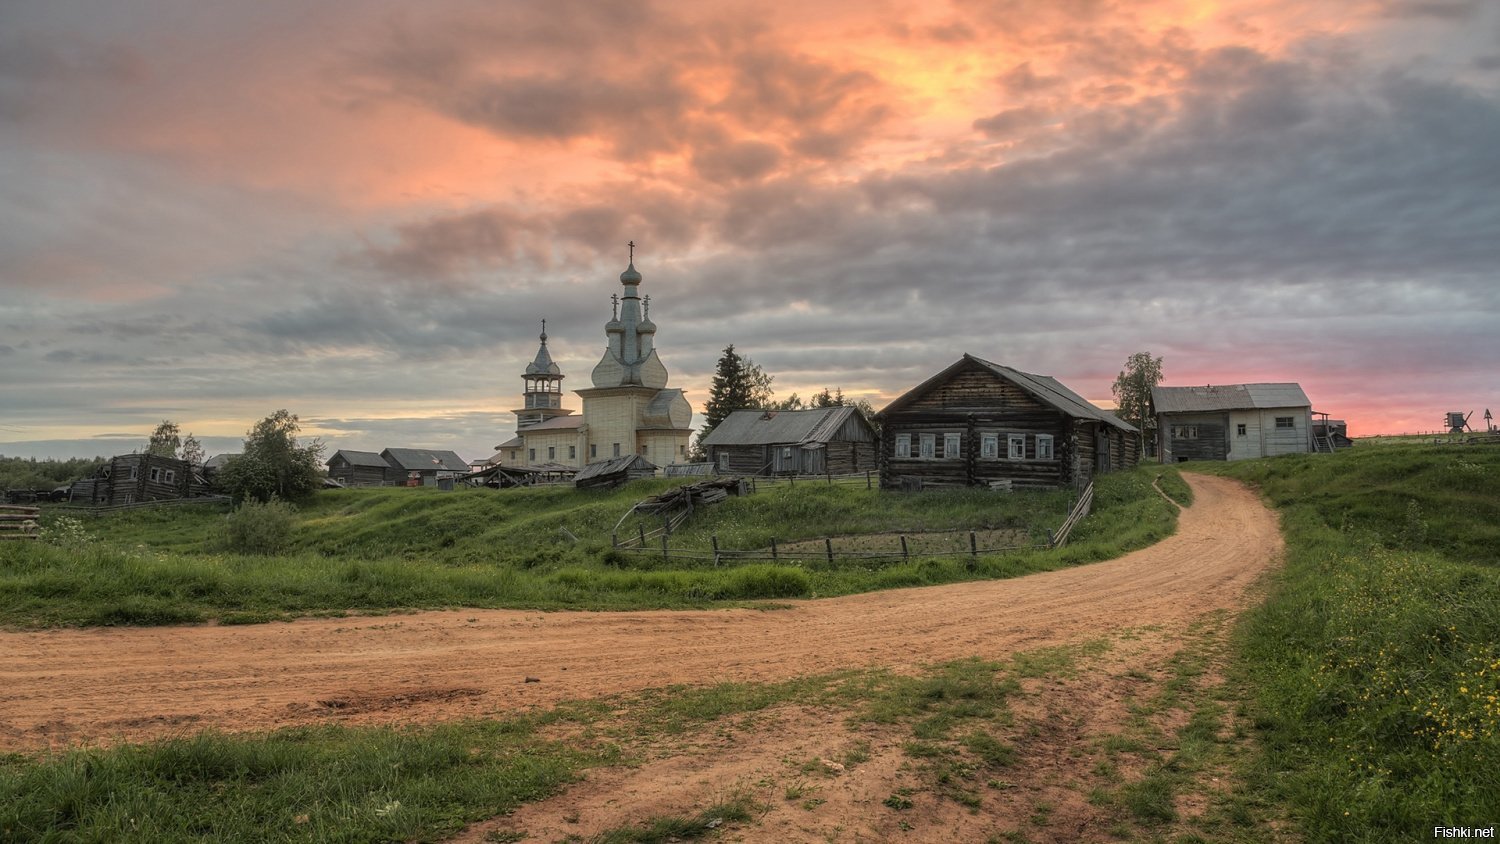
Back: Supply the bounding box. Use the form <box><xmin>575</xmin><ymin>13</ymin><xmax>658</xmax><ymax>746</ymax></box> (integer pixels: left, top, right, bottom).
<box><xmin>743</xmin><ymin>472</ymin><xmax>877</xmax><ymax>491</ymax></box>
<box><xmin>609</xmin><ymin>478</ymin><xmax>1094</xmax><ymax>566</ymax></box>
<box><xmin>52</xmin><ymin>495</ymin><xmax>233</xmax><ymax>516</ymax></box>
<box><xmin>0</xmin><ymin>505</ymin><xmax>42</xmax><ymax>541</ymax></box>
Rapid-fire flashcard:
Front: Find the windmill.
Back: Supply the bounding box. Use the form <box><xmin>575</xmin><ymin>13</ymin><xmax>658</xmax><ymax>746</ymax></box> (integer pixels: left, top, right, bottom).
<box><xmin>1445</xmin><ymin>411</ymin><xmax>1474</xmax><ymax>434</ymax></box>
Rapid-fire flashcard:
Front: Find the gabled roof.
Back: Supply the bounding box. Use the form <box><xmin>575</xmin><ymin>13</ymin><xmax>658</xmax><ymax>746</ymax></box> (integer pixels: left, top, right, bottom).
<box><xmin>700</xmin><ymin>406</ymin><xmax>871</xmax><ymax>447</ymax></box>
<box><xmin>878</xmin><ymin>354</ymin><xmax>1137</xmax><ymax>433</ymax></box>
<box><xmin>380</xmin><ymin>448</ymin><xmax>469</xmax><ymax>472</ymax></box>
<box><xmin>494</xmin><ymin>436</ymin><xmax>524</xmax><ymax>450</ymax></box>
<box><xmin>573</xmin><ymin>454</ymin><xmax>656</xmax><ymax>482</ymax></box>
<box><xmin>1151</xmin><ymin>383</ymin><xmax>1310</xmax><ymax>414</ymax></box>
<box><xmin>203</xmin><ymin>453</ymin><xmax>239</xmax><ymax>469</ymax></box>
<box><xmin>327</xmin><ymin>449</ymin><xmax>391</xmax><ymax>469</ymax></box>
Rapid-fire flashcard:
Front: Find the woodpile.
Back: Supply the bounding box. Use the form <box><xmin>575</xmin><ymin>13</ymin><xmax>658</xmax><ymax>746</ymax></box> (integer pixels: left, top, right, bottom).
<box><xmin>634</xmin><ymin>477</ymin><xmax>746</xmax><ymax>514</ymax></box>
<box><xmin>0</xmin><ymin>505</ymin><xmax>42</xmax><ymax>541</ymax></box>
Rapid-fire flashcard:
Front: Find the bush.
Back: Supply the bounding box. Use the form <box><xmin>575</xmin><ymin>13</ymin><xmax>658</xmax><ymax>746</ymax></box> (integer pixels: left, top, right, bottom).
<box><xmin>41</xmin><ymin>515</ymin><xmax>94</xmax><ymax>549</ymax></box>
<box><xmin>219</xmin><ymin>498</ymin><xmax>296</xmax><ymax>555</ymax></box>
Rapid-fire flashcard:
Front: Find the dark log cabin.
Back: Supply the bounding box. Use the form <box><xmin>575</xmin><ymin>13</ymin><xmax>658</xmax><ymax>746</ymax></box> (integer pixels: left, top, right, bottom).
<box><xmin>700</xmin><ymin>406</ymin><xmax>877</xmax><ymax>476</ymax></box>
<box><xmin>877</xmin><ymin>354</ymin><xmax>1139</xmax><ymax>491</ymax></box>
<box><xmin>326</xmin><ymin>450</ymin><xmax>394</xmax><ymax>486</ymax></box>
<box><xmin>70</xmin><ymin>453</ymin><xmax>209</xmax><ymax>506</ymax></box>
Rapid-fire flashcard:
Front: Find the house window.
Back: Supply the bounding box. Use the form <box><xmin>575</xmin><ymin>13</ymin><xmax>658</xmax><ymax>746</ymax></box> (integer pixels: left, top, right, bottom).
<box><xmin>128</xmin><ymin>466</ymin><xmax>138</xmax><ymax>480</ymax></box>
<box><xmin>919</xmin><ymin>434</ymin><xmax>935</xmax><ymax>459</ymax></box>
<box><xmin>1007</xmin><ymin>434</ymin><xmax>1026</xmax><ymax>460</ymax></box>
<box><xmin>149</xmin><ymin>467</ymin><xmax>160</xmax><ymax>482</ymax></box>
<box><xmin>613</xmin><ymin>443</ymin><xmax>621</xmax><ymax>457</ymax></box>
<box><xmin>981</xmin><ymin>433</ymin><xmax>999</xmax><ymax>459</ymax></box>
<box><xmin>569</xmin><ymin>445</ymin><xmax>576</xmax><ymax>459</ymax></box>
<box><xmin>1171</xmin><ymin>425</ymin><xmax>1198</xmax><ymax>440</ymax></box>
<box><xmin>943</xmin><ymin>433</ymin><xmax>961</xmax><ymax>459</ymax></box>
<box><xmin>718</xmin><ymin>452</ymin><xmax>730</xmax><ymax>470</ymax></box>
<box><xmin>1036</xmin><ymin>434</ymin><xmax>1054</xmax><ymax>460</ymax></box>
<box><xmin>782</xmin><ymin>446</ymin><xmax>793</xmax><ymax>459</ymax></box>
<box><xmin>529</xmin><ymin>448</ymin><xmax>536</xmax><ymax>462</ymax></box>
<box><xmin>1237</xmin><ymin>423</ymin><xmax>1247</xmax><ymax>437</ymax></box>
<box><xmin>1275</xmin><ymin>416</ymin><xmax>1295</xmax><ymax>429</ymax></box>
<box><xmin>591</xmin><ymin>444</ymin><xmax>597</xmax><ymax>458</ymax></box>
<box><xmin>895</xmin><ymin>434</ymin><xmax>911</xmax><ymax>458</ymax></box>
<box><xmin>164</xmin><ymin>470</ymin><xmax>175</xmax><ymax>484</ymax></box>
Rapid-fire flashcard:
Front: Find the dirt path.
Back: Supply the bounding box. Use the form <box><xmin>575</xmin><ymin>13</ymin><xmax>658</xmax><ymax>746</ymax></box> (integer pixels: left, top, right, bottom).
<box><xmin>0</xmin><ymin>474</ymin><xmax>1279</xmax><ymax>752</ymax></box>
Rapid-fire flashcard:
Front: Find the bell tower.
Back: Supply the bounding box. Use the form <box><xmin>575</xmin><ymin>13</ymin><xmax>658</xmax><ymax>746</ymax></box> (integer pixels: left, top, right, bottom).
<box><xmin>513</xmin><ymin>320</ymin><xmax>574</xmax><ymax>428</ymax></box>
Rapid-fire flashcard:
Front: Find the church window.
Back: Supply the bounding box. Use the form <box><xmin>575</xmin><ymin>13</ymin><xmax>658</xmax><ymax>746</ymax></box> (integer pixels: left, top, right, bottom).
<box><xmin>529</xmin><ymin>448</ymin><xmax>536</xmax><ymax>462</ymax></box>
<box><xmin>943</xmin><ymin>433</ymin><xmax>961</xmax><ymax>459</ymax></box>
<box><xmin>895</xmin><ymin>434</ymin><xmax>911</xmax><ymax>458</ymax></box>
<box><xmin>548</xmin><ymin>446</ymin><xmax>555</xmax><ymax>460</ymax></box>
<box><xmin>569</xmin><ymin>445</ymin><xmax>576</xmax><ymax>459</ymax></box>
<box><xmin>591</xmin><ymin>444</ymin><xmax>597</xmax><ymax>458</ymax></box>
<box><xmin>613</xmin><ymin>443</ymin><xmax>621</xmax><ymax>457</ymax></box>
<box><xmin>919</xmin><ymin>434</ymin><xmax>935</xmax><ymax>459</ymax></box>
<box><xmin>641</xmin><ymin>445</ymin><xmax>648</xmax><ymax>455</ymax></box>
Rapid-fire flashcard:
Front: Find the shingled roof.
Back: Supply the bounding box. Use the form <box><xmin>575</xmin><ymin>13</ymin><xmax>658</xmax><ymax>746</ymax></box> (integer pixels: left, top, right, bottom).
<box><xmin>878</xmin><ymin>354</ymin><xmax>1137</xmax><ymax>433</ymax></box>
<box><xmin>327</xmin><ymin>449</ymin><xmax>391</xmax><ymax>469</ymax></box>
<box><xmin>379</xmin><ymin>448</ymin><xmax>469</xmax><ymax>472</ymax></box>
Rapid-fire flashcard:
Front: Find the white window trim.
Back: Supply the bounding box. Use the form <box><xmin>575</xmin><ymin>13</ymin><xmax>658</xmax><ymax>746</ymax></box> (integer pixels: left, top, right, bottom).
<box><xmin>895</xmin><ymin>433</ymin><xmax>911</xmax><ymax>458</ymax></box>
<box><xmin>919</xmin><ymin>433</ymin><xmax>936</xmax><ymax>459</ymax></box>
<box><xmin>980</xmin><ymin>433</ymin><xmax>999</xmax><ymax>459</ymax></box>
<box><xmin>943</xmin><ymin>433</ymin><xmax>962</xmax><ymax>460</ymax></box>
<box><xmin>1036</xmin><ymin>434</ymin><xmax>1054</xmax><ymax>460</ymax></box>
<box><xmin>1007</xmin><ymin>434</ymin><xmax>1026</xmax><ymax>460</ymax></box>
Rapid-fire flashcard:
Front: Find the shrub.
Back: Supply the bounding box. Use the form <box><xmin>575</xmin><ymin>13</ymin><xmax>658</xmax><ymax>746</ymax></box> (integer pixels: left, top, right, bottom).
<box><xmin>41</xmin><ymin>515</ymin><xmax>94</xmax><ymax>549</ymax></box>
<box><xmin>219</xmin><ymin>498</ymin><xmax>296</xmax><ymax>555</ymax></box>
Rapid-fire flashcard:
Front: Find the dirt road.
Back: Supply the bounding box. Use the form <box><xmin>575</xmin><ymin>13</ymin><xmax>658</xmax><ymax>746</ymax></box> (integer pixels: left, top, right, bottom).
<box><xmin>0</xmin><ymin>474</ymin><xmax>1279</xmax><ymax>751</ymax></box>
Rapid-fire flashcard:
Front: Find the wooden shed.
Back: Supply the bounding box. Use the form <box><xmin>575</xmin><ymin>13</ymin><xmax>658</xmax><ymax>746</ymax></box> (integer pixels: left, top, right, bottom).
<box><xmin>876</xmin><ymin>354</ymin><xmax>1139</xmax><ymax>491</ymax></box>
<box><xmin>380</xmin><ymin>448</ymin><xmax>470</xmax><ymax>487</ymax></box>
<box><xmin>69</xmin><ymin>453</ymin><xmax>209</xmax><ymax>506</ymax></box>
<box><xmin>700</xmin><ymin>406</ymin><xmax>877</xmax><ymax>476</ymax></box>
<box><xmin>573</xmin><ymin>454</ymin><xmax>657</xmax><ymax>490</ymax></box>
<box><xmin>1151</xmin><ymin>383</ymin><xmax>1312</xmax><ymax>462</ymax></box>
<box><xmin>326</xmin><ymin>450</ymin><xmax>394</xmax><ymax>486</ymax></box>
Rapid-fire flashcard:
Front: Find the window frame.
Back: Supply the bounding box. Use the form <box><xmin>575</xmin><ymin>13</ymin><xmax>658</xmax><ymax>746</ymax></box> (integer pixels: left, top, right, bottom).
<box><xmin>980</xmin><ymin>433</ymin><xmax>999</xmax><ymax>459</ymax></box>
<box><xmin>149</xmin><ymin>467</ymin><xmax>160</xmax><ymax>482</ymax></box>
<box><xmin>1007</xmin><ymin>434</ymin><xmax>1026</xmax><ymax>460</ymax></box>
<box><xmin>895</xmin><ymin>433</ymin><xmax>911</xmax><ymax>458</ymax></box>
<box><xmin>1035</xmin><ymin>434</ymin><xmax>1054</xmax><ymax>460</ymax></box>
<box><xmin>1237</xmin><ymin>423</ymin><xmax>1247</xmax><ymax>437</ymax></box>
<box><xmin>918</xmin><ymin>433</ymin><xmax>936</xmax><ymax>459</ymax></box>
<box><xmin>943</xmin><ymin>433</ymin><xmax>962</xmax><ymax>460</ymax></box>
<box><xmin>1275</xmin><ymin>416</ymin><xmax>1295</xmax><ymax>429</ymax></box>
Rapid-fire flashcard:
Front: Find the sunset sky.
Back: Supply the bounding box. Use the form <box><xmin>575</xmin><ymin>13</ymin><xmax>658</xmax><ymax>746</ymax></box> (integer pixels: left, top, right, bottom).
<box><xmin>2</xmin><ymin>0</ymin><xmax>1498</xmax><ymax>462</ymax></box>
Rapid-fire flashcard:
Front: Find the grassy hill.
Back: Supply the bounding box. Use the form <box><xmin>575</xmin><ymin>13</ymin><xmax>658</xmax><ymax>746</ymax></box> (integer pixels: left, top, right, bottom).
<box><xmin>0</xmin><ymin>466</ymin><xmax>1185</xmax><ymax>628</ymax></box>
<box><xmin>1201</xmin><ymin>442</ymin><xmax>1500</xmax><ymax>838</ymax></box>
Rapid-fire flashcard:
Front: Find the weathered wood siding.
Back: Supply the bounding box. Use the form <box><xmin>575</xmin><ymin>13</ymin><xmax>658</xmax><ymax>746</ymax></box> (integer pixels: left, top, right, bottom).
<box><xmin>1158</xmin><ymin>412</ymin><xmax>1228</xmax><ymax>462</ymax></box>
<box><xmin>328</xmin><ymin>461</ymin><xmax>390</xmax><ymax>486</ymax></box>
<box><xmin>105</xmin><ymin>454</ymin><xmax>199</xmax><ymax>506</ymax></box>
<box><xmin>880</xmin><ymin>360</ymin><xmax>1139</xmax><ymax>490</ymax></box>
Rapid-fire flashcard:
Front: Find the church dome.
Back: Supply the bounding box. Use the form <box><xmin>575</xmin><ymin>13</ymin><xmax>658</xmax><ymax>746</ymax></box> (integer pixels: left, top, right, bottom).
<box><xmin>620</xmin><ymin>262</ymin><xmax>642</xmax><ymax>284</ymax></box>
<box><xmin>637</xmin><ymin>317</ymin><xmax>656</xmax><ymax>334</ymax></box>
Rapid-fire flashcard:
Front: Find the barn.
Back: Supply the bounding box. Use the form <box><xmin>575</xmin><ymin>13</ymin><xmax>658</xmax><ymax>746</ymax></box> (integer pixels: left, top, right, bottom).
<box><xmin>1152</xmin><ymin>383</ymin><xmax>1312</xmax><ymax>462</ymax></box>
<box><xmin>700</xmin><ymin>406</ymin><xmax>877</xmax><ymax>476</ymax></box>
<box><xmin>326</xmin><ymin>450</ymin><xmax>394</xmax><ymax>486</ymax></box>
<box><xmin>877</xmin><ymin>354</ymin><xmax>1139</xmax><ymax>491</ymax></box>
<box><xmin>380</xmin><ymin>448</ymin><xmax>470</xmax><ymax>487</ymax></box>
<box><xmin>69</xmin><ymin>453</ymin><xmax>210</xmax><ymax>506</ymax></box>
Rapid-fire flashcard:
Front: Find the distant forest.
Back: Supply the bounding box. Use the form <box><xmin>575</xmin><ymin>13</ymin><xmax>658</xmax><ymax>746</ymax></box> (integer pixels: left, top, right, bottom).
<box><xmin>0</xmin><ymin>455</ymin><xmax>106</xmax><ymax>491</ymax></box>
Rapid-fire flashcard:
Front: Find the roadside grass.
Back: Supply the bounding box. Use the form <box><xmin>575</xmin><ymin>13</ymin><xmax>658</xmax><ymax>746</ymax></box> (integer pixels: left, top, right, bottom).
<box><xmin>1</xmin><ymin>465</ymin><xmax>1186</xmax><ymax>627</ymax></box>
<box><xmin>1196</xmin><ymin>444</ymin><xmax>1500</xmax><ymax>840</ymax></box>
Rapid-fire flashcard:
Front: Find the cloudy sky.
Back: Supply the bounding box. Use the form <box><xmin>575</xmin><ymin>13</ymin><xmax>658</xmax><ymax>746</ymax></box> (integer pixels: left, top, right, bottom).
<box><xmin>2</xmin><ymin>0</ymin><xmax>1497</xmax><ymax>462</ymax></box>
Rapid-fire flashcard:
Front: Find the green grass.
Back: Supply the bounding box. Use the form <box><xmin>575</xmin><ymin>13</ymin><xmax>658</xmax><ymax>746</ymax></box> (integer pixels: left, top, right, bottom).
<box><xmin>2</xmin><ymin>465</ymin><xmax>1186</xmax><ymax>627</ymax></box>
<box><xmin>1194</xmin><ymin>443</ymin><xmax>1500</xmax><ymax>840</ymax></box>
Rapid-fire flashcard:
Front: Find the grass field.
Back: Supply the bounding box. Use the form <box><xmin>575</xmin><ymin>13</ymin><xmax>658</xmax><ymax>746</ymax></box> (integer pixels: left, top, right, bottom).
<box><xmin>0</xmin><ymin>465</ymin><xmax>1183</xmax><ymax>628</ymax></box>
<box><xmin>1201</xmin><ymin>442</ymin><xmax>1500</xmax><ymax>839</ymax></box>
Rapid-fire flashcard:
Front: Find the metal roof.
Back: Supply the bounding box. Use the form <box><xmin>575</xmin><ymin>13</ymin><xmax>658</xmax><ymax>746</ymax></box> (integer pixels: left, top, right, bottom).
<box><xmin>494</xmin><ymin>436</ymin><xmax>524</xmax><ymax>449</ymax></box>
<box><xmin>379</xmin><ymin>448</ymin><xmax>470</xmax><ymax>472</ymax></box>
<box><xmin>699</xmin><ymin>406</ymin><xmax>869</xmax><ymax>447</ymax></box>
<box><xmin>1151</xmin><ymin>383</ymin><xmax>1310</xmax><ymax>414</ymax></box>
<box><xmin>327</xmin><ymin>449</ymin><xmax>391</xmax><ymax>469</ymax></box>
<box><xmin>518</xmin><ymin>415</ymin><xmax>584</xmax><ymax>431</ymax></box>
<box><xmin>879</xmin><ymin>354</ymin><xmax>1137</xmax><ymax>433</ymax></box>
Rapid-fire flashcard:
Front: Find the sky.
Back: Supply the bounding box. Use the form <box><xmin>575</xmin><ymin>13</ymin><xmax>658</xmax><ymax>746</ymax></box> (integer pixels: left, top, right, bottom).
<box><xmin>2</xmin><ymin>0</ymin><xmax>1498</xmax><ymax>462</ymax></box>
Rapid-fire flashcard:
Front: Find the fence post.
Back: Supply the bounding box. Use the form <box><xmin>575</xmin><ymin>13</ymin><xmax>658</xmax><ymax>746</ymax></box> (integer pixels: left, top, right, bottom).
<box><xmin>1047</xmin><ymin>528</ymin><xmax>1055</xmax><ymax>549</ymax></box>
<box><xmin>968</xmin><ymin>531</ymin><xmax>978</xmax><ymax>570</ymax></box>
<box><xmin>711</xmin><ymin>534</ymin><xmax>719</xmax><ymax>566</ymax></box>
<box><xmin>638</xmin><ymin>523</ymin><xmax>646</xmax><ymax>547</ymax></box>
<box><xmin>770</xmin><ymin>537</ymin><xmax>778</xmax><ymax>561</ymax></box>
<box><xmin>612</xmin><ymin>532</ymin><xmax>618</xmax><ymax>548</ymax></box>
<box><xmin>900</xmin><ymin>534</ymin><xmax>909</xmax><ymax>561</ymax></box>
<box><xmin>866</xmin><ymin>470</ymin><xmax>872</xmax><ymax>489</ymax></box>
<box><xmin>661</xmin><ymin>534</ymin><xmax>669</xmax><ymax>559</ymax></box>
<box><xmin>825</xmin><ymin>537</ymin><xmax>833</xmax><ymax>564</ymax></box>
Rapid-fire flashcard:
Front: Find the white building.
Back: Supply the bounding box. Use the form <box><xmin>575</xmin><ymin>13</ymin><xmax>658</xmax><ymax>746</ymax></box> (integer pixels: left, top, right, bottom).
<box><xmin>1152</xmin><ymin>383</ymin><xmax>1312</xmax><ymax>462</ymax></box>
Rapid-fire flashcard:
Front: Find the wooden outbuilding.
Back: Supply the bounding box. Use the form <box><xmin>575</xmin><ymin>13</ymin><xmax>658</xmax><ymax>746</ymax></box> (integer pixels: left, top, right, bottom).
<box><xmin>69</xmin><ymin>453</ymin><xmax>210</xmax><ymax>506</ymax></box>
<box><xmin>700</xmin><ymin>406</ymin><xmax>877</xmax><ymax>476</ymax></box>
<box><xmin>573</xmin><ymin>454</ymin><xmax>657</xmax><ymax>490</ymax></box>
<box><xmin>380</xmin><ymin>448</ymin><xmax>470</xmax><ymax>487</ymax></box>
<box><xmin>1151</xmin><ymin>383</ymin><xmax>1312</xmax><ymax>462</ymax></box>
<box><xmin>877</xmin><ymin>354</ymin><xmax>1139</xmax><ymax>491</ymax></box>
<box><xmin>326</xmin><ymin>450</ymin><xmax>394</xmax><ymax>486</ymax></box>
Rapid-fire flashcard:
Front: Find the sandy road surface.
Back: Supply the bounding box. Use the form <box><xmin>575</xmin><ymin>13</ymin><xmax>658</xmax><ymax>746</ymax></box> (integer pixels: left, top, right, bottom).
<box><xmin>0</xmin><ymin>474</ymin><xmax>1279</xmax><ymax>751</ymax></box>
